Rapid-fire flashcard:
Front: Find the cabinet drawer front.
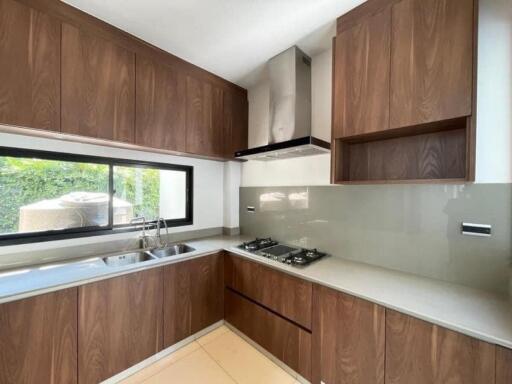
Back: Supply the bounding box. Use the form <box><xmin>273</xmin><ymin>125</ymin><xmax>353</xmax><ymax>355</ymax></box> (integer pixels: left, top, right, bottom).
<box><xmin>225</xmin><ymin>288</ymin><xmax>311</xmax><ymax>380</ymax></box>
<box><xmin>225</xmin><ymin>253</ymin><xmax>312</xmax><ymax>329</ymax></box>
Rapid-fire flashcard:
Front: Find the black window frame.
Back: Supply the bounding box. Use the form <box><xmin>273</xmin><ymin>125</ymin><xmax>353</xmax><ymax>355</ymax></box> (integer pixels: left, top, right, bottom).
<box><xmin>0</xmin><ymin>146</ymin><xmax>193</xmax><ymax>246</ymax></box>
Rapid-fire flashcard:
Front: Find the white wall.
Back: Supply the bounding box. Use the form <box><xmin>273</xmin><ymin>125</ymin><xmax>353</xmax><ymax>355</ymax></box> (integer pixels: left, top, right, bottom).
<box><xmin>0</xmin><ymin>131</ymin><xmax>228</xmax><ymax>255</ymax></box>
<box><xmin>223</xmin><ymin>161</ymin><xmax>242</xmax><ymax>228</ymax></box>
<box><xmin>242</xmin><ymin>0</ymin><xmax>512</xmax><ymax>186</ymax></box>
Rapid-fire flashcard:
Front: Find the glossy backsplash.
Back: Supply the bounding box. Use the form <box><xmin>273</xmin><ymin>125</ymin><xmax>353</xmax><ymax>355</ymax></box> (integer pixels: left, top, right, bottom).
<box><xmin>240</xmin><ymin>184</ymin><xmax>512</xmax><ymax>295</ymax></box>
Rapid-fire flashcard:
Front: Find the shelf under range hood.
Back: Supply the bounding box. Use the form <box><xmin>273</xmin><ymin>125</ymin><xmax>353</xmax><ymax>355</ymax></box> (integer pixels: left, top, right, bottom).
<box><xmin>234</xmin><ymin>136</ymin><xmax>330</xmax><ymax>161</ymax></box>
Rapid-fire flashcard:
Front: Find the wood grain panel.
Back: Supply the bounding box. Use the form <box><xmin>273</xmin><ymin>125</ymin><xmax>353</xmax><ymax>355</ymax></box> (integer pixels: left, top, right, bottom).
<box><xmin>225</xmin><ymin>288</ymin><xmax>312</xmax><ymax>381</ymax></box>
<box><xmin>333</xmin><ymin>7</ymin><xmax>390</xmax><ymax>138</ymax></box>
<box><xmin>385</xmin><ymin>310</ymin><xmax>495</xmax><ymax>384</ymax></box>
<box><xmin>163</xmin><ymin>253</ymin><xmax>224</xmax><ymax>347</ymax></box>
<box><xmin>225</xmin><ymin>252</ymin><xmax>312</xmax><ymax>329</ymax></box>
<box><xmin>136</xmin><ymin>56</ymin><xmax>186</xmax><ymax>152</ymax></box>
<box><xmin>340</xmin><ymin>127</ymin><xmax>466</xmax><ymax>182</ymax></box>
<box><xmin>0</xmin><ymin>0</ymin><xmax>60</xmax><ymax>131</ymax></box>
<box><xmin>390</xmin><ymin>0</ymin><xmax>474</xmax><ymax>128</ymax></box>
<box><xmin>78</xmin><ymin>268</ymin><xmax>163</xmax><ymax>384</ymax></box>
<box><xmin>0</xmin><ymin>289</ymin><xmax>77</xmax><ymax>384</ymax></box>
<box><xmin>497</xmin><ymin>346</ymin><xmax>512</xmax><ymax>384</ymax></box>
<box><xmin>312</xmin><ymin>284</ymin><xmax>385</xmax><ymax>384</ymax></box>
<box><xmin>61</xmin><ymin>22</ymin><xmax>135</xmax><ymax>142</ymax></box>
<box><xmin>223</xmin><ymin>90</ymin><xmax>248</xmax><ymax>158</ymax></box>
<box><xmin>186</xmin><ymin>76</ymin><xmax>224</xmax><ymax>157</ymax></box>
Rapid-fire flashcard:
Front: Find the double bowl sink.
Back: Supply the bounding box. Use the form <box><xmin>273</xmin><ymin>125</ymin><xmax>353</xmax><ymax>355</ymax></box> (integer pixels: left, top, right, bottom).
<box><xmin>102</xmin><ymin>244</ymin><xmax>196</xmax><ymax>267</ymax></box>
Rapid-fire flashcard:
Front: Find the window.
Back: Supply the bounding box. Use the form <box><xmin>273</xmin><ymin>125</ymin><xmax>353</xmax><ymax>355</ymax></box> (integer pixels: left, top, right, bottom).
<box><xmin>0</xmin><ymin>147</ymin><xmax>193</xmax><ymax>245</ymax></box>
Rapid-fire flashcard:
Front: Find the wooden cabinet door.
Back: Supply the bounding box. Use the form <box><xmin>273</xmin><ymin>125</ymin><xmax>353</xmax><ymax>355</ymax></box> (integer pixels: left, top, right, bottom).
<box><xmin>78</xmin><ymin>268</ymin><xmax>163</xmax><ymax>384</ymax></box>
<box><xmin>223</xmin><ymin>90</ymin><xmax>248</xmax><ymax>158</ymax></box>
<box><xmin>312</xmin><ymin>285</ymin><xmax>385</xmax><ymax>384</ymax></box>
<box><xmin>185</xmin><ymin>76</ymin><xmax>224</xmax><ymax>157</ymax></box>
<box><xmin>390</xmin><ymin>0</ymin><xmax>474</xmax><ymax>128</ymax></box>
<box><xmin>497</xmin><ymin>346</ymin><xmax>512</xmax><ymax>384</ymax></box>
<box><xmin>225</xmin><ymin>253</ymin><xmax>312</xmax><ymax>329</ymax></box>
<box><xmin>136</xmin><ymin>56</ymin><xmax>187</xmax><ymax>152</ymax></box>
<box><xmin>0</xmin><ymin>0</ymin><xmax>60</xmax><ymax>131</ymax></box>
<box><xmin>386</xmin><ymin>310</ymin><xmax>495</xmax><ymax>384</ymax></box>
<box><xmin>163</xmin><ymin>252</ymin><xmax>224</xmax><ymax>347</ymax></box>
<box><xmin>61</xmin><ymin>23</ymin><xmax>135</xmax><ymax>142</ymax></box>
<box><xmin>333</xmin><ymin>7</ymin><xmax>391</xmax><ymax>138</ymax></box>
<box><xmin>0</xmin><ymin>289</ymin><xmax>77</xmax><ymax>384</ymax></box>
<box><xmin>225</xmin><ymin>289</ymin><xmax>312</xmax><ymax>380</ymax></box>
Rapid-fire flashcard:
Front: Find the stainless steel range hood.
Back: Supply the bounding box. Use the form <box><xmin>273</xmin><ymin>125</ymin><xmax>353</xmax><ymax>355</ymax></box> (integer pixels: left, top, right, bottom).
<box><xmin>235</xmin><ymin>46</ymin><xmax>330</xmax><ymax>161</ymax></box>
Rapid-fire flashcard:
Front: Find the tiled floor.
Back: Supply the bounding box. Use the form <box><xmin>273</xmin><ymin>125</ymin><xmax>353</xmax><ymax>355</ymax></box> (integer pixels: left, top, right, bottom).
<box><xmin>119</xmin><ymin>325</ymin><xmax>300</xmax><ymax>384</ymax></box>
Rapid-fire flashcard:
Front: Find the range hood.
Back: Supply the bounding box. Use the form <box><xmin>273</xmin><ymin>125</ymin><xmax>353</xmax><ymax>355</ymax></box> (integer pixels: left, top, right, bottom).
<box><xmin>235</xmin><ymin>46</ymin><xmax>330</xmax><ymax>161</ymax></box>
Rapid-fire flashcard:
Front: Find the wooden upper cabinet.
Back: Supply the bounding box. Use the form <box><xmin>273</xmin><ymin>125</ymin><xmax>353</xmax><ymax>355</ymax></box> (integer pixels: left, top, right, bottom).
<box><xmin>163</xmin><ymin>253</ymin><xmax>224</xmax><ymax>347</ymax></box>
<box><xmin>390</xmin><ymin>0</ymin><xmax>474</xmax><ymax>128</ymax></box>
<box><xmin>78</xmin><ymin>268</ymin><xmax>163</xmax><ymax>384</ymax></box>
<box><xmin>0</xmin><ymin>289</ymin><xmax>77</xmax><ymax>384</ymax></box>
<box><xmin>136</xmin><ymin>56</ymin><xmax>187</xmax><ymax>152</ymax></box>
<box><xmin>385</xmin><ymin>310</ymin><xmax>495</xmax><ymax>384</ymax></box>
<box><xmin>0</xmin><ymin>0</ymin><xmax>60</xmax><ymax>131</ymax></box>
<box><xmin>223</xmin><ymin>90</ymin><xmax>248</xmax><ymax>158</ymax></box>
<box><xmin>61</xmin><ymin>23</ymin><xmax>135</xmax><ymax>143</ymax></box>
<box><xmin>333</xmin><ymin>6</ymin><xmax>391</xmax><ymax>138</ymax></box>
<box><xmin>312</xmin><ymin>285</ymin><xmax>385</xmax><ymax>384</ymax></box>
<box><xmin>185</xmin><ymin>76</ymin><xmax>224</xmax><ymax>157</ymax></box>
<box><xmin>497</xmin><ymin>346</ymin><xmax>512</xmax><ymax>384</ymax></box>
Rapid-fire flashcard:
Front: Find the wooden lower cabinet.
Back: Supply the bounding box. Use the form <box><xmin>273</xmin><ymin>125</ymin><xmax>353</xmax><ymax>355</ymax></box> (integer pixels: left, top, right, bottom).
<box><xmin>163</xmin><ymin>252</ymin><xmax>224</xmax><ymax>347</ymax></box>
<box><xmin>225</xmin><ymin>288</ymin><xmax>312</xmax><ymax>380</ymax></box>
<box><xmin>0</xmin><ymin>288</ymin><xmax>77</xmax><ymax>384</ymax></box>
<box><xmin>497</xmin><ymin>346</ymin><xmax>512</xmax><ymax>384</ymax></box>
<box><xmin>312</xmin><ymin>284</ymin><xmax>385</xmax><ymax>384</ymax></box>
<box><xmin>225</xmin><ymin>253</ymin><xmax>312</xmax><ymax>329</ymax></box>
<box><xmin>78</xmin><ymin>268</ymin><xmax>163</xmax><ymax>384</ymax></box>
<box><xmin>385</xmin><ymin>310</ymin><xmax>495</xmax><ymax>384</ymax></box>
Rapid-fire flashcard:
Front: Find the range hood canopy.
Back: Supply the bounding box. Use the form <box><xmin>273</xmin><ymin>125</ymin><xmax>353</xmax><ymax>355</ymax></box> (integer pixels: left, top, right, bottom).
<box><xmin>235</xmin><ymin>46</ymin><xmax>330</xmax><ymax>161</ymax></box>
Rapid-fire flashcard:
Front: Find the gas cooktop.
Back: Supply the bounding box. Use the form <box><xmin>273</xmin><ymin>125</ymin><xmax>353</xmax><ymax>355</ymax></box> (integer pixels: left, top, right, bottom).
<box><xmin>237</xmin><ymin>238</ymin><xmax>327</xmax><ymax>267</ymax></box>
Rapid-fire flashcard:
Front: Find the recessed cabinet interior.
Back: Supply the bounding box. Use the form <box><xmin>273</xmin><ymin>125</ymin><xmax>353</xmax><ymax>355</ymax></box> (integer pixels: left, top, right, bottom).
<box><xmin>0</xmin><ymin>0</ymin><xmax>61</xmax><ymax>132</ymax></box>
<box><xmin>385</xmin><ymin>310</ymin><xmax>495</xmax><ymax>384</ymax></box>
<box><xmin>61</xmin><ymin>23</ymin><xmax>136</xmax><ymax>143</ymax></box>
<box><xmin>0</xmin><ymin>289</ymin><xmax>77</xmax><ymax>384</ymax></box>
<box><xmin>163</xmin><ymin>252</ymin><xmax>224</xmax><ymax>347</ymax></box>
<box><xmin>312</xmin><ymin>285</ymin><xmax>385</xmax><ymax>384</ymax></box>
<box><xmin>78</xmin><ymin>268</ymin><xmax>163</xmax><ymax>384</ymax></box>
<box><xmin>332</xmin><ymin>0</ymin><xmax>477</xmax><ymax>184</ymax></box>
<box><xmin>0</xmin><ymin>0</ymin><xmax>248</xmax><ymax>159</ymax></box>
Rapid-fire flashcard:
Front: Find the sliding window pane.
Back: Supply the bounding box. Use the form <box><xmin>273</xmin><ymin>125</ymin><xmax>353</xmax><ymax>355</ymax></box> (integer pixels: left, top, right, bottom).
<box><xmin>113</xmin><ymin>165</ymin><xmax>188</xmax><ymax>224</ymax></box>
<box><xmin>0</xmin><ymin>156</ymin><xmax>110</xmax><ymax>235</ymax></box>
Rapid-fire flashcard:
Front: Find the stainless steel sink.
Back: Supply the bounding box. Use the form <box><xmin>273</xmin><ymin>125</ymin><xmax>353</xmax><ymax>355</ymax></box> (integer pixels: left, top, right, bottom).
<box><xmin>102</xmin><ymin>251</ymin><xmax>156</xmax><ymax>267</ymax></box>
<box><xmin>149</xmin><ymin>244</ymin><xmax>196</xmax><ymax>258</ymax></box>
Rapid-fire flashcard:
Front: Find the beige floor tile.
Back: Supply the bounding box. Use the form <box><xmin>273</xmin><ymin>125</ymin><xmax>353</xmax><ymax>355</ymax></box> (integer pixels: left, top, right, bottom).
<box><xmin>120</xmin><ymin>341</ymin><xmax>201</xmax><ymax>384</ymax></box>
<box><xmin>202</xmin><ymin>331</ymin><xmax>295</xmax><ymax>384</ymax></box>
<box><xmin>143</xmin><ymin>348</ymin><xmax>236</xmax><ymax>384</ymax></box>
<box><xmin>196</xmin><ymin>325</ymin><xmax>231</xmax><ymax>346</ymax></box>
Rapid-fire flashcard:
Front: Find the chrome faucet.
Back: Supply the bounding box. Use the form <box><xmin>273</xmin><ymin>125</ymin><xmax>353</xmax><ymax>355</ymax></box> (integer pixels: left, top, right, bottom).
<box><xmin>130</xmin><ymin>216</ymin><xmax>150</xmax><ymax>249</ymax></box>
<box><xmin>156</xmin><ymin>218</ymin><xmax>169</xmax><ymax>248</ymax></box>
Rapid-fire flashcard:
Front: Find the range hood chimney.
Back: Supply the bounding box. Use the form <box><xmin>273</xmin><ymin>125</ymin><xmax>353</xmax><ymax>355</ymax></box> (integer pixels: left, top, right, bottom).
<box><xmin>235</xmin><ymin>46</ymin><xmax>330</xmax><ymax>161</ymax></box>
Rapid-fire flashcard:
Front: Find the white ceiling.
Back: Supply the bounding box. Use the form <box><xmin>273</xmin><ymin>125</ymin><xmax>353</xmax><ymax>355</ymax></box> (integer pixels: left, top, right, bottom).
<box><xmin>62</xmin><ymin>0</ymin><xmax>365</xmax><ymax>88</ymax></box>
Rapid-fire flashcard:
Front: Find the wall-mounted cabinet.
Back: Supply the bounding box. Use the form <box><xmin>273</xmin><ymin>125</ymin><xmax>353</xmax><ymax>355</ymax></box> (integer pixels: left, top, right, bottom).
<box><xmin>332</xmin><ymin>0</ymin><xmax>477</xmax><ymax>184</ymax></box>
<box><xmin>0</xmin><ymin>0</ymin><xmax>61</xmax><ymax>132</ymax></box>
<box><xmin>0</xmin><ymin>0</ymin><xmax>248</xmax><ymax>160</ymax></box>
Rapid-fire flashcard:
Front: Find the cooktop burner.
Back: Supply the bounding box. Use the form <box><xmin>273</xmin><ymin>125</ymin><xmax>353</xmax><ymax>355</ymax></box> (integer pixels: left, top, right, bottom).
<box><xmin>238</xmin><ymin>239</ymin><xmax>327</xmax><ymax>267</ymax></box>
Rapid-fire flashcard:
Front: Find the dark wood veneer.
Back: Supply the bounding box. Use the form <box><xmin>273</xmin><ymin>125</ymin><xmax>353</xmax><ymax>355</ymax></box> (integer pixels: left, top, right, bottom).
<box><xmin>78</xmin><ymin>268</ymin><xmax>163</xmax><ymax>384</ymax></box>
<box><xmin>225</xmin><ymin>289</ymin><xmax>312</xmax><ymax>380</ymax></box>
<box><xmin>0</xmin><ymin>289</ymin><xmax>77</xmax><ymax>384</ymax></box>
<box><xmin>0</xmin><ymin>0</ymin><xmax>60</xmax><ymax>132</ymax></box>
<box><xmin>312</xmin><ymin>285</ymin><xmax>385</xmax><ymax>384</ymax></box>
<box><xmin>225</xmin><ymin>252</ymin><xmax>312</xmax><ymax>329</ymax></box>
<box><xmin>497</xmin><ymin>346</ymin><xmax>512</xmax><ymax>384</ymax></box>
<box><xmin>61</xmin><ymin>23</ymin><xmax>135</xmax><ymax>142</ymax></box>
<box><xmin>385</xmin><ymin>310</ymin><xmax>495</xmax><ymax>384</ymax></box>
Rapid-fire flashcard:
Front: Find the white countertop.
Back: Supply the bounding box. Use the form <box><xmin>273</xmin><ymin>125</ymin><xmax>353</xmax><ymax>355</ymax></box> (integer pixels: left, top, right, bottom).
<box><xmin>1</xmin><ymin>235</ymin><xmax>511</xmax><ymax>350</ymax></box>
